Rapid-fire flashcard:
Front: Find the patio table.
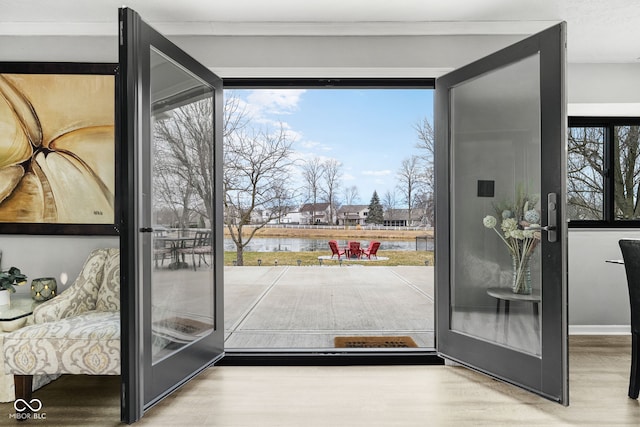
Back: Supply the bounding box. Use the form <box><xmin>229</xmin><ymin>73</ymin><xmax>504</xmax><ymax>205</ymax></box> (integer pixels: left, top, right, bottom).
<box><xmin>156</xmin><ymin>236</ymin><xmax>195</xmax><ymax>269</ymax></box>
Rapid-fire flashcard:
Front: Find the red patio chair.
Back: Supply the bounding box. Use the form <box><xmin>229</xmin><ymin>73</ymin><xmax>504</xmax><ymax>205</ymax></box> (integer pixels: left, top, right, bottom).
<box><xmin>328</xmin><ymin>240</ymin><xmax>346</xmax><ymax>259</ymax></box>
<box><xmin>348</xmin><ymin>241</ymin><xmax>362</xmax><ymax>259</ymax></box>
<box><xmin>362</xmin><ymin>241</ymin><xmax>381</xmax><ymax>259</ymax></box>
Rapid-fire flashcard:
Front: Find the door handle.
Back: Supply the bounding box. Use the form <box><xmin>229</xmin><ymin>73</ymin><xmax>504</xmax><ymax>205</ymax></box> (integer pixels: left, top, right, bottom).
<box><xmin>523</xmin><ymin>193</ymin><xmax>558</xmax><ymax>242</ymax></box>
<box><xmin>546</xmin><ymin>192</ymin><xmax>558</xmax><ymax>243</ymax></box>
<box><xmin>526</xmin><ymin>225</ymin><xmax>557</xmax><ymax>232</ymax></box>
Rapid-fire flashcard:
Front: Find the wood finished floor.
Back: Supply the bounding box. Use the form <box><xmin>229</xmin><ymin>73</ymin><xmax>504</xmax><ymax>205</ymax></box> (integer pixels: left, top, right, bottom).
<box><xmin>1</xmin><ymin>336</ymin><xmax>638</xmax><ymax>426</ymax></box>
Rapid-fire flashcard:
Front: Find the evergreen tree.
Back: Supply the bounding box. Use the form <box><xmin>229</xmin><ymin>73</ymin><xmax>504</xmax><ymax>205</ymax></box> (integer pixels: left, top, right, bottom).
<box><xmin>366</xmin><ymin>190</ymin><xmax>384</xmax><ymax>224</ymax></box>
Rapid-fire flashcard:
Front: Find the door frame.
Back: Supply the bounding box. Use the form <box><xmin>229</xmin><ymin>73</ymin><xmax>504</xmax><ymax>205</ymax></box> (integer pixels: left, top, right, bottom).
<box><xmin>222</xmin><ymin>78</ymin><xmax>443</xmax><ymax>364</ymax></box>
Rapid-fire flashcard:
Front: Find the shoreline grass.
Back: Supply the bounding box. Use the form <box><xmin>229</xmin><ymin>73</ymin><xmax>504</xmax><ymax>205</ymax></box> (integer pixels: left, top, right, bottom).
<box><xmin>224</xmin><ymin>250</ymin><xmax>434</xmax><ymax>267</ymax></box>
<box><xmin>224</xmin><ymin>226</ymin><xmax>433</xmax><ymax>240</ymax></box>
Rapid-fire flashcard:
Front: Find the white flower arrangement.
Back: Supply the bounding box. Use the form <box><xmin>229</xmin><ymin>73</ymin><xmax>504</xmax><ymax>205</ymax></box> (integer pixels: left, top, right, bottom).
<box><xmin>482</xmin><ymin>186</ymin><xmax>541</xmax><ymax>293</ymax></box>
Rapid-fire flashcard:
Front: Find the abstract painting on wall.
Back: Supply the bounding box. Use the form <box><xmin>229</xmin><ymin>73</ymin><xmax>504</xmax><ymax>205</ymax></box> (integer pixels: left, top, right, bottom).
<box><xmin>0</xmin><ymin>64</ymin><xmax>117</xmax><ymax>234</ymax></box>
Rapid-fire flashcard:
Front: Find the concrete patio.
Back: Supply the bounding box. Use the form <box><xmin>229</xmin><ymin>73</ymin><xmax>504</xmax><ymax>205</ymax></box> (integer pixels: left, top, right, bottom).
<box><xmin>224</xmin><ymin>265</ymin><xmax>435</xmax><ymax>349</ymax></box>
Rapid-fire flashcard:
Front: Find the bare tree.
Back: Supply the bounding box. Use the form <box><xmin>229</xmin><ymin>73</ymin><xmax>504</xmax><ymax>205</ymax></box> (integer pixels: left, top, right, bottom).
<box><xmin>397</xmin><ymin>155</ymin><xmax>424</xmax><ymax>225</ymax></box>
<box><xmin>412</xmin><ymin>191</ymin><xmax>434</xmax><ymax>226</ymax></box>
<box><xmin>153</xmin><ymin>94</ymin><xmax>248</xmax><ymax>229</ymax></box>
<box><xmin>301</xmin><ymin>156</ymin><xmax>324</xmax><ymax>221</ymax></box>
<box><xmin>270</xmin><ymin>181</ymin><xmax>296</xmax><ymax>224</ymax></box>
<box><xmin>567</xmin><ymin>125</ymin><xmax>640</xmax><ymax>221</ymax></box>
<box><xmin>415</xmin><ymin>117</ymin><xmax>435</xmax><ymax>160</ymax></box>
<box><xmin>322</xmin><ymin>158</ymin><xmax>342</xmax><ymax>224</ymax></box>
<box><xmin>415</xmin><ymin>117</ymin><xmax>435</xmax><ymax>225</ymax></box>
<box><xmin>224</xmin><ymin>124</ymin><xmax>295</xmax><ymax>265</ymax></box>
<box><xmin>154</xmin><ymin>99</ymin><xmax>215</xmax><ymax>227</ymax></box>
<box><xmin>223</xmin><ymin>90</ymin><xmax>249</xmax><ymax>138</ymax></box>
<box><xmin>382</xmin><ymin>189</ymin><xmax>397</xmax><ymax>211</ymax></box>
<box><xmin>342</xmin><ymin>185</ymin><xmax>360</xmax><ymax>205</ymax></box>
<box><xmin>567</xmin><ymin>126</ymin><xmax>640</xmax><ymax>220</ymax></box>
<box><xmin>151</xmin><ymin>142</ymin><xmax>194</xmax><ymax>228</ymax></box>
<box><xmin>153</xmin><ymin>92</ymin><xmax>296</xmax><ymax>266</ymax></box>
<box><xmin>567</xmin><ymin>127</ymin><xmax>604</xmax><ymax>220</ymax></box>
<box><xmin>613</xmin><ymin>126</ymin><xmax>640</xmax><ymax>219</ymax></box>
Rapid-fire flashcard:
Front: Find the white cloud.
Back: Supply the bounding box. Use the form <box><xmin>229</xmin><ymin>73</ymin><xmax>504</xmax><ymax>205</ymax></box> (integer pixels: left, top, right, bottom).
<box><xmin>246</xmin><ymin>89</ymin><xmax>306</xmax><ymax>115</ymax></box>
<box><xmin>293</xmin><ymin>152</ymin><xmax>335</xmax><ymax>164</ymax></box>
<box><xmin>281</xmin><ymin>127</ymin><xmax>302</xmax><ymax>142</ymax></box>
<box><xmin>361</xmin><ymin>170</ymin><xmax>392</xmax><ymax>177</ymax></box>
<box><xmin>299</xmin><ymin>140</ymin><xmax>320</xmax><ymax>149</ymax></box>
<box><xmin>227</xmin><ymin>90</ymin><xmax>307</xmax><ymax>143</ymax></box>
<box><xmin>298</xmin><ymin>140</ymin><xmax>332</xmax><ymax>152</ymax></box>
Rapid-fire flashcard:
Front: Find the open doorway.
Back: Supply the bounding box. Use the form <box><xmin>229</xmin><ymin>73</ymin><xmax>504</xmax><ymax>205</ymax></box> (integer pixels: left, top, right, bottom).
<box><xmin>221</xmin><ymin>80</ymin><xmax>436</xmax><ymax>352</ymax></box>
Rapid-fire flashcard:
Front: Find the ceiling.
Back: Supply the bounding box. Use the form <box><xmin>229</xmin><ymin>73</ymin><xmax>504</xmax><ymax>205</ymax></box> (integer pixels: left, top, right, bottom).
<box><xmin>1</xmin><ymin>0</ymin><xmax>639</xmax><ymax>63</ymax></box>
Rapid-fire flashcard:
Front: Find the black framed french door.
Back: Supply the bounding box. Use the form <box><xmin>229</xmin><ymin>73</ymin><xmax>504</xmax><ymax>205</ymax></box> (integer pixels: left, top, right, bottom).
<box><xmin>435</xmin><ymin>23</ymin><xmax>568</xmax><ymax>404</ymax></box>
<box><xmin>119</xmin><ymin>7</ymin><xmax>224</xmax><ymax>423</ymax></box>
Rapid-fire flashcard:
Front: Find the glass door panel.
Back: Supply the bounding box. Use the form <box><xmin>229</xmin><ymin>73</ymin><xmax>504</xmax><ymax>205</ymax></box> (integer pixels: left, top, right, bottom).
<box><xmin>435</xmin><ymin>23</ymin><xmax>567</xmax><ymax>404</ymax></box>
<box><xmin>450</xmin><ymin>53</ymin><xmax>542</xmax><ymax>356</ymax></box>
<box><xmin>149</xmin><ymin>47</ymin><xmax>215</xmax><ymax>363</ymax></box>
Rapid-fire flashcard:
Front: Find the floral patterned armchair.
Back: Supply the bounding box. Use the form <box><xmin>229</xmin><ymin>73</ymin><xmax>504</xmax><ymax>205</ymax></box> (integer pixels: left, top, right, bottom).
<box><xmin>3</xmin><ymin>248</ymin><xmax>120</xmax><ymax>402</ymax></box>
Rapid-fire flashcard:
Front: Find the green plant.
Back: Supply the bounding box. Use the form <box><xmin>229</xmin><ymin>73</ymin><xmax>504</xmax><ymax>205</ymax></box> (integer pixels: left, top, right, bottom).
<box><xmin>0</xmin><ymin>267</ymin><xmax>27</xmax><ymax>293</ymax></box>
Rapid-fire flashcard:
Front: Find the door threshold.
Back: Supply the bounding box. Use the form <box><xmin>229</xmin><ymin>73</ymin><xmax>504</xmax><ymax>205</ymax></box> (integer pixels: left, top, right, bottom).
<box><xmin>219</xmin><ymin>349</ymin><xmax>444</xmax><ymax>366</ymax></box>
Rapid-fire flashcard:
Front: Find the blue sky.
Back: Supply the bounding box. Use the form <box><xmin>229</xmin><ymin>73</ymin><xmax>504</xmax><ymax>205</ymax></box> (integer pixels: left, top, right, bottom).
<box><xmin>232</xmin><ymin>88</ymin><xmax>434</xmax><ymax>206</ymax></box>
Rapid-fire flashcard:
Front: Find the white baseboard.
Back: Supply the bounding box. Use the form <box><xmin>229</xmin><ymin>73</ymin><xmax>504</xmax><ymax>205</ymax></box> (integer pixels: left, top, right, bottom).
<box><xmin>569</xmin><ymin>325</ymin><xmax>630</xmax><ymax>335</ymax></box>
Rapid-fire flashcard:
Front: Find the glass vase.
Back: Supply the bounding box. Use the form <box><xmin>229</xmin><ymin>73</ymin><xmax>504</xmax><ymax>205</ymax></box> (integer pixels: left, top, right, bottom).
<box><xmin>511</xmin><ymin>253</ymin><xmax>532</xmax><ymax>295</ymax></box>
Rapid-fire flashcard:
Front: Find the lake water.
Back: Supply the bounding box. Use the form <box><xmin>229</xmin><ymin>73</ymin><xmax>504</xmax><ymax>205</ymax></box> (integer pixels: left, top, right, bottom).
<box><xmin>223</xmin><ymin>237</ymin><xmax>433</xmax><ymax>252</ymax></box>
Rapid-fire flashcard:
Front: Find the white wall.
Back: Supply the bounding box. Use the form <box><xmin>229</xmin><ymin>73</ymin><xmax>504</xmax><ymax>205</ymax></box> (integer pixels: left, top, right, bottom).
<box><xmin>0</xmin><ymin>236</ymin><xmax>119</xmax><ymax>296</ymax></box>
<box><xmin>565</xmin><ymin>62</ymin><xmax>640</xmax><ymax>332</ymax></box>
<box><xmin>568</xmin><ymin>63</ymin><xmax>640</xmax><ymax>116</ymax></box>
<box><xmin>568</xmin><ymin>230</ymin><xmax>638</xmax><ymax>333</ymax></box>
<box><xmin>1</xmin><ymin>33</ymin><xmax>639</xmax><ymax>330</ymax></box>
<box><xmin>568</xmin><ymin>63</ymin><xmax>640</xmax><ymax>104</ymax></box>
<box><xmin>0</xmin><ymin>34</ymin><xmax>523</xmax><ymax>77</ymax></box>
